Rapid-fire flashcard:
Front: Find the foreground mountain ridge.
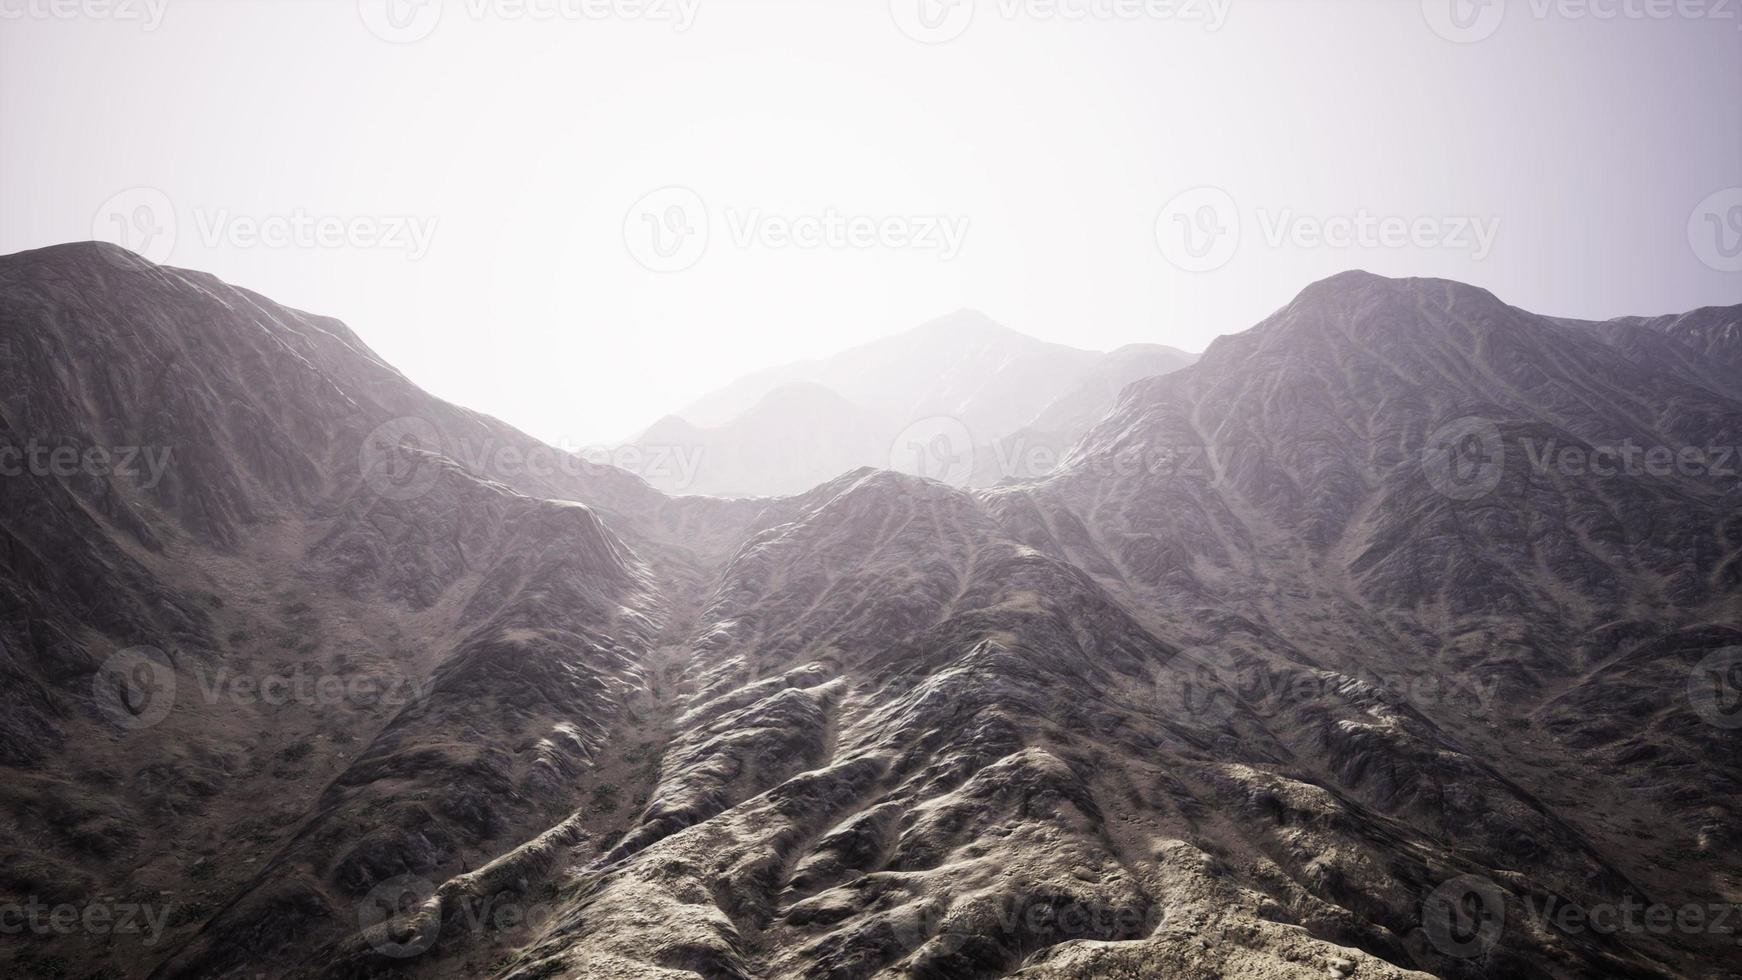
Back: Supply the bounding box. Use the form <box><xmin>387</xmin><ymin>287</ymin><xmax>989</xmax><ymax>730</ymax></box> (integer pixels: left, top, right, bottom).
<box><xmin>1</xmin><ymin>243</ymin><xmax>1738</xmax><ymax>980</ymax></box>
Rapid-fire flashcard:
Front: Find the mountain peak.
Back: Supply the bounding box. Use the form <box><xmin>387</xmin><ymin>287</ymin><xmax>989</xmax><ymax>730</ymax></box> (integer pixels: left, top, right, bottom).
<box><xmin>906</xmin><ymin>307</ymin><xmax>1016</xmax><ymax>342</ymax></box>
<box><xmin>1290</xmin><ymin>269</ymin><xmax>1508</xmax><ymax>310</ymax></box>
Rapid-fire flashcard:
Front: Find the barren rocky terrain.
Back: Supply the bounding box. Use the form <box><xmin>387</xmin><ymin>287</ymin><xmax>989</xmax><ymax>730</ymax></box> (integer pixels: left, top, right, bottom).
<box><xmin>2</xmin><ymin>242</ymin><xmax>1738</xmax><ymax>979</ymax></box>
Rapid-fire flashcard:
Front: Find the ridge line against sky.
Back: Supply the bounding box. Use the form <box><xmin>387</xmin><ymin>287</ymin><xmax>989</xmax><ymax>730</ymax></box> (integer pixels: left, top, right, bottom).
<box><xmin>2</xmin><ymin>0</ymin><xmax>1738</xmax><ymax>445</ymax></box>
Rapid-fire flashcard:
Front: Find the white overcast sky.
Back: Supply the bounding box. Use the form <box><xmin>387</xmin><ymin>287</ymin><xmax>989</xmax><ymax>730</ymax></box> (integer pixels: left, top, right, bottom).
<box><xmin>3</xmin><ymin>0</ymin><xmax>1739</xmax><ymax>445</ymax></box>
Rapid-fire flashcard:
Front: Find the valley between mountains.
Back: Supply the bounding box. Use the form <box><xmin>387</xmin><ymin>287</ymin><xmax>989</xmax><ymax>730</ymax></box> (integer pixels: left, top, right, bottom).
<box><xmin>2</xmin><ymin>242</ymin><xmax>1740</xmax><ymax>980</ymax></box>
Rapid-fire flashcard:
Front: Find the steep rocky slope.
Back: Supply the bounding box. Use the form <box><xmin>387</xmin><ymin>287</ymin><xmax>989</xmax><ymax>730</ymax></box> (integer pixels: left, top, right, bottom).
<box><xmin>1</xmin><ymin>247</ymin><xmax>1738</xmax><ymax>980</ymax></box>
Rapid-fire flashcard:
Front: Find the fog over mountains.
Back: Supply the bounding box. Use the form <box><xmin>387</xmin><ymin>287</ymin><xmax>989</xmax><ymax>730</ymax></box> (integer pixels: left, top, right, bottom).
<box><xmin>2</xmin><ymin>242</ymin><xmax>1740</xmax><ymax>980</ymax></box>
<box><xmin>628</xmin><ymin>311</ymin><xmax>1197</xmax><ymax>497</ymax></box>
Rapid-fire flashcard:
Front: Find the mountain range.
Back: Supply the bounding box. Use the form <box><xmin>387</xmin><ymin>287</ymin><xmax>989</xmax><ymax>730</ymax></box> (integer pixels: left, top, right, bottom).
<box><xmin>1</xmin><ymin>242</ymin><xmax>1739</xmax><ymax>980</ymax></box>
<box><xmin>627</xmin><ymin>311</ymin><xmax>1197</xmax><ymax>496</ymax></box>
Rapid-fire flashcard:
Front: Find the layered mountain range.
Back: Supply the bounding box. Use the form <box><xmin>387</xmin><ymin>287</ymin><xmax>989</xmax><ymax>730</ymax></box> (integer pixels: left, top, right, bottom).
<box><xmin>2</xmin><ymin>242</ymin><xmax>1739</xmax><ymax>980</ymax></box>
<box><xmin>627</xmin><ymin>312</ymin><xmax>1197</xmax><ymax>496</ymax></box>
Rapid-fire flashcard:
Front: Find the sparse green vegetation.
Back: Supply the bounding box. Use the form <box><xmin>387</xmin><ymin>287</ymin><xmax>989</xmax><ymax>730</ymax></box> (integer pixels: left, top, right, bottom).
<box><xmin>589</xmin><ymin>783</ymin><xmax>619</xmax><ymax>813</ymax></box>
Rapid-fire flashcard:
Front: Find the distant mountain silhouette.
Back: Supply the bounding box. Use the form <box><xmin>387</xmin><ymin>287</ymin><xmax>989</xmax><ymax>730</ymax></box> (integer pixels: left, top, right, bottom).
<box><xmin>639</xmin><ymin>311</ymin><xmax>1197</xmax><ymax>494</ymax></box>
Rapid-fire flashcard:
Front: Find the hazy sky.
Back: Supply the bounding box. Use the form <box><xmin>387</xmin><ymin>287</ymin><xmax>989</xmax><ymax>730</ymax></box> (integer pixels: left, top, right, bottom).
<box><xmin>3</xmin><ymin>0</ymin><xmax>1739</xmax><ymax>445</ymax></box>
